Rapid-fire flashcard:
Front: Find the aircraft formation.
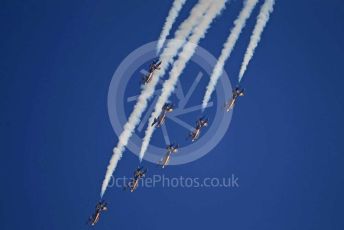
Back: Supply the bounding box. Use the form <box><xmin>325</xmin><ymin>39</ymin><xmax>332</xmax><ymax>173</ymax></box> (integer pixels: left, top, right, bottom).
<box><xmin>91</xmin><ymin>0</ymin><xmax>277</xmax><ymax>223</ymax></box>
<box><xmin>88</xmin><ymin>60</ymin><xmax>245</xmax><ymax>226</ymax></box>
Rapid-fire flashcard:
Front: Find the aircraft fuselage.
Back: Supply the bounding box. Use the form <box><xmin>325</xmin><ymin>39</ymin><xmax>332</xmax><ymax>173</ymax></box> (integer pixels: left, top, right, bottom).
<box><xmin>156</xmin><ymin>113</ymin><xmax>166</xmax><ymax>127</ymax></box>
<box><xmin>191</xmin><ymin>129</ymin><xmax>201</xmax><ymax>141</ymax></box>
<box><xmin>161</xmin><ymin>153</ymin><xmax>171</xmax><ymax>168</ymax></box>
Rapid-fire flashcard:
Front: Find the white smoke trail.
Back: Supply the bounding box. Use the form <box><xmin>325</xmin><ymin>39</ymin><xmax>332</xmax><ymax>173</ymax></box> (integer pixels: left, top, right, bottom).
<box><xmin>100</xmin><ymin>0</ymin><xmax>214</xmax><ymax>198</ymax></box>
<box><xmin>202</xmin><ymin>0</ymin><xmax>258</xmax><ymax>109</ymax></box>
<box><xmin>139</xmin><ymin>0</ymin><xmax>228</xmax><ymax>161</ymax></box>
<box><xmin>157</xmin><ymin>0</ymin><xmax>187</xmax><ymax>54</ymax></box>
<box><xmin>238</xmin><ymin>0</ymin><xmax>275</xmax><ymax>82</ymax></box>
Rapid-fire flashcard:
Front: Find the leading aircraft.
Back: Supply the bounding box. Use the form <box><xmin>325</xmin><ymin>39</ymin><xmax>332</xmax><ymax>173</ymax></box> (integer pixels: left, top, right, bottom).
<box><xmin>142</xmin><ymin>59</ymin><xmax>162</xmax><ymax>84</ymax></box>
<box><xmin>151</xmin><ymin>103</ymin><xmax>174</xmax><ymax>128</ymax></box>
<box><xmin>225</xmin><ymin>86</ymin><xmax>244</xmax><ymax>112</ymax></box>
<box><xmin>88</xmin><ymin>200</ymin><xmax>108</xmax><ymax>226</ymax></box>
<box><xmin>159</xmin><ymin>143</ymin><xmax>179</xmax><ymax>168</ymax></box>
<box><xmin>124</xmin><ymin>166</ymin><xmax>147</xmax><ymax>192</ymax></box>
<box><xmin>189</xmin><ymin>117</ymin><xmax>208</xmax><ymax>142</ymax></box>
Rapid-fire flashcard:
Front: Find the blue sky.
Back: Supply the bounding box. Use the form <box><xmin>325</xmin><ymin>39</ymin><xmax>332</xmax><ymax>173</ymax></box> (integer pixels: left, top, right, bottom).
<box><xmin>1</xmin><ymin>0</ymin><xmax>344</xmax><ymax>229</ymax></box>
